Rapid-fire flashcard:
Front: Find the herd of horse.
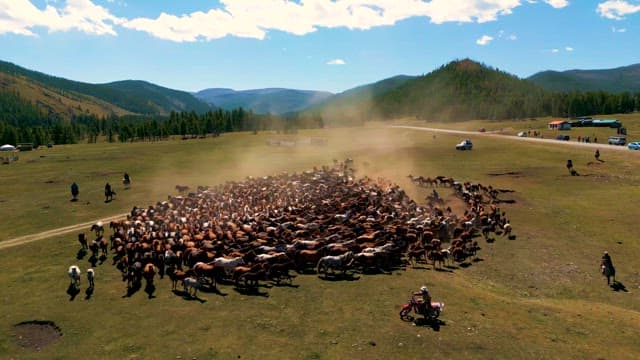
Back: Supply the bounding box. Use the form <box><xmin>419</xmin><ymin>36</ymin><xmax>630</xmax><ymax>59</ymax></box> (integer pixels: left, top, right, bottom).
<box><xmin>71</xmin><ymin>160</ymin><xmax>520</xmax><ymax>299</ymax></box>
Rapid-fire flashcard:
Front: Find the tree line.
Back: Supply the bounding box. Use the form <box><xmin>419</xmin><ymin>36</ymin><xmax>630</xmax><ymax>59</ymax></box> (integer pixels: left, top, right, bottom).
<box><xmin>0</xmin><ymin>92</ymin><xmax>324</xmax><ymax>146</ymax></box>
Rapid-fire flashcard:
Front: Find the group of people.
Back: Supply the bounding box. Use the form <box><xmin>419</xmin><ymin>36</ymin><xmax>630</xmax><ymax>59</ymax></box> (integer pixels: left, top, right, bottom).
<box><xmin>70</xmin><ymin>172</ymin><xmax>130</xmax><ymax>202</ymax></box>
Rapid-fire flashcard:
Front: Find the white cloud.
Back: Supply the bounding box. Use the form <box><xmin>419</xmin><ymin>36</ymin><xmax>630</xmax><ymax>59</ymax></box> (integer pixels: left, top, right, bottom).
<box><xmin>611</xmin><ymin>26</ymin><xmax>627</xmax><ymax>32</ymax></box>
<box><xmin>0</xmin><ymin>0</ymin><xmax>573</xmax><ymax>42</ymax></box>
<box><xmin>565</xmin><ymin>46</ymin><xmax>573</xmax><ymax>51</ymax></box>
<box><xmin>327</xmin><ymin>59</ymin><xmax>346</xmax><ymax>65</ymax></box>
<box><xmin>123</xmin><ymin>0</ymin><xmax>533</xmax><ymax>42</ymax></box>
<box><xmin>597</xmin><ymin>0</ymin><xmax>640</xmax><ymax>20</ymax></box>
<box><xmin>476</xmin><ymin>35</ymin><xmax>493</xmax><ymax>45</ymax></box>
<box><xmin>551</xmin><ymin>48</ymin><xmax>559</xmax><ymax>53</ymax></box>
<box><xmin>544</xmin><ymin>0</ymin><xmax>570</xmax><ymax>8</ymax></box>
<box><xmin>0</xmin><ymin>0</ymin><xmax>124</xmax><ymax>36</ymax></box>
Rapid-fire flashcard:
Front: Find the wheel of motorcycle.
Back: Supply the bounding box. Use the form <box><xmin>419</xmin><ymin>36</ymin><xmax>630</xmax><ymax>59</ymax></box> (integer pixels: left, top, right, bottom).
<box><xmin>399</xmin><ymin>309</ymin><xmax>410</xmax><ymax>318</ymax></box>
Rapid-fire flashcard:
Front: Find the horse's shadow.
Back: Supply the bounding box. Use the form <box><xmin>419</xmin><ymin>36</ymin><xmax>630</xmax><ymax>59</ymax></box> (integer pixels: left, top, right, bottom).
<box><xmin>76</xmin><ymin>248</ymin><xmax>87</xmax><ymax>260</ymax></box>
<box><xmin>172</xmin><ymin>290</ymin><xmax>208</xmax><ymax>303</ymax></box>
<box><xmin>123</xmin><ymin>282</ymin><xmax>141</xmax><ymax>298</ymax></box>
<box><xmin>233</xmin><ymin>287</ymin><xmax>269</xmax><ymax>297</ymax></box>
<box><xmin>98</xmin><ymin>255</ymin><xmax>107</xmax><ymax>265</ymax></box>
<box><xmin>88</xmin><ymin>255</ymin><xmax>98</xmax><ymax>268</ymax></box>
<box><xmin>318</xmin><ymin>272</ymin><xmax>361</xmax><ymax>282</ymax></box>
<box><xmin>472</xmin><ymin>257</ymin><xmax>484</xmax><ymax>263</ymax></box>
<box><xmin>66</xmin><ymin>284</ymin><xmax>80</xmax><ymax>301</ymax></box>
<box><xmin>458</xmin><ymin>262</ymin><xmax>473</xmax><ymax>268</ymax></box>
<box><xmin>610</xmin><ymin>281</ymin><xmax>628</xmax><ymax>292</ymax></box>
<box><xmin>413</xmin><ymin>318</ymin><xmax>446</xmax><ymax>331</ymax></box>
<box><xmin>85</xmin><ymin>286</ymin><xmax>94</xmax><ymax>300</ymax></box>
<box><xmin>144</xmin><ymin>283</ymin><xmax>156</xmax><ymax>299</ymax></box>
<box><xmin>199</xmin><ymin>285</ymin><xmax>227</xmax><ymax>296</ymax></box>
<box><xmin>434</xmin><ymin>267</ymin><xmax>454</xmax><ymax>273</ymax></box>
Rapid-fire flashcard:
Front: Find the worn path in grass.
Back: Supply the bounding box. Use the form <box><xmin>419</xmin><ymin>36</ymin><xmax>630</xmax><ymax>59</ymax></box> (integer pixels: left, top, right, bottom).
<box><xmin>0</xmin><ymin>213</ymin><xmax>127</xmax><ymax>250</ymax></box>
<box><xmin>391</xmin><ymin>125</ymin><xmax>631</xmax><ymax>151</ymax></box>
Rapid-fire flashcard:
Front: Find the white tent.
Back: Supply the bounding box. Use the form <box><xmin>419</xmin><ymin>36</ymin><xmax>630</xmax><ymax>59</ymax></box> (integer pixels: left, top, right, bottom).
<box><xmin>0</xmin><ymin>144</ymin><xmax>16</xmax><ymax>151</ymax></box>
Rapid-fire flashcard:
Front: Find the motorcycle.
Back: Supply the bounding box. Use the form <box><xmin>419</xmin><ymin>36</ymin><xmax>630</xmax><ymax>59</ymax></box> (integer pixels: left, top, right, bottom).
<box><xmin>399</xmin><ymin>295</ymin><xmax>444</xmax><ymax>320</ymax></box>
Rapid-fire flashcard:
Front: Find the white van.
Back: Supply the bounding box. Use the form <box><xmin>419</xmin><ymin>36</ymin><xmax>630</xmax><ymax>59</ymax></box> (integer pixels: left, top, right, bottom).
<box><xmin>608</xmin><ymin>136</ymin><xmax>626</xmax><ymax>145</ymax></box>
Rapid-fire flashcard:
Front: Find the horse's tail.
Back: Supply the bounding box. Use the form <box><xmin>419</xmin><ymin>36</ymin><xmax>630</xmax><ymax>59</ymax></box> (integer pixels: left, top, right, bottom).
<box><xmin>316</xmin><ymin>258</ymin><xmax>325</xmax><ymax>274</ymax></box>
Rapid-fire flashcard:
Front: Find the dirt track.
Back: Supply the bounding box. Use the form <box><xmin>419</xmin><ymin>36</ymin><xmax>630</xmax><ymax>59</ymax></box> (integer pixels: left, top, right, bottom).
<box><xmin>0</xmin><ymin>213</ymin><xmax>128</xmax><ymax>251</ymax></box>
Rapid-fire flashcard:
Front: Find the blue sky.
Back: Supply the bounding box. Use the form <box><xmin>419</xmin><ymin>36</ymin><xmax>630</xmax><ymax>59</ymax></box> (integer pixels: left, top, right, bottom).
<box><xmin>0</xmin><ymin>0</ymin><xmax>639</xmax><ymax>93</ymax></box>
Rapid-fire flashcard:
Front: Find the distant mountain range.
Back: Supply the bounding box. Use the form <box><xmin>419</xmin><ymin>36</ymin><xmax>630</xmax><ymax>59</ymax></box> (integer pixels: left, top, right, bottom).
<box><xmin>2</xmin><ymin>58</ymin><xmax>640</xmax><ymax>122</ymax></box>
<box><xmin>194</xmin><ymin>88</ymin><xmax>333</xmax><ymax>115</ymax></box>
<box><xmin>527</xmin><ymin>63</ymin><xmax>640</xmax><ymax>93</ymax></box>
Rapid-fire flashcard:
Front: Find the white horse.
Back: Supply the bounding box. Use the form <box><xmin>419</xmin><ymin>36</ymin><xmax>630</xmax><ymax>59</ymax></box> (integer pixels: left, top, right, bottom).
<box><xmin>86</xmin><ymin>268</ymin><xmax>95</xmax><ymax>288</ymax></box>
<box><xmin>316</xmin><ymin>251</ymin><xmax>354</xmax><ymax>275</ymax></box>
<box><xmin>68</xmin><ymin>265</ymin><xmax>81</xmax><ymax>288</ymax></box>
<box><xmin>210</xmin><ymin>256</ymin><xmax>245</xmax><ymax>270</ymax></box>
<box><xmin>182</xmin><ymin>277</ymin><xmax>202</xmax><ymax>297</ymax></box>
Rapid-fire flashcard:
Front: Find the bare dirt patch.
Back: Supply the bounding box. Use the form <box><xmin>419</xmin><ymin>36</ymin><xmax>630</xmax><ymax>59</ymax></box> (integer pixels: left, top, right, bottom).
<box><xmin>14</xmin><ymin>320</ymin><xmax>62</xmax><ymax>351</ymax></box>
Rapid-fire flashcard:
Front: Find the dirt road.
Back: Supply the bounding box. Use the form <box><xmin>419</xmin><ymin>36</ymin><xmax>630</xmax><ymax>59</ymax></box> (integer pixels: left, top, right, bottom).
<box><xmin>0</xmin><ymin>213</ymin><xmax>128</xmax><ymax>251</ymax></box>
<box><xmin>390</xmin><ymin>125</ymin><xmax>632</xmax><ymax>151</ymax></box>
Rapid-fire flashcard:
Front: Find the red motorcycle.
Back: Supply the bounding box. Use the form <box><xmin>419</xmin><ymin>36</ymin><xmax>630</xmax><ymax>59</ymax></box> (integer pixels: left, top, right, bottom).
<box><xmin>399</xmin><ymin>295</ymin><xmax>444</xmax><ymax>320</ymax></box>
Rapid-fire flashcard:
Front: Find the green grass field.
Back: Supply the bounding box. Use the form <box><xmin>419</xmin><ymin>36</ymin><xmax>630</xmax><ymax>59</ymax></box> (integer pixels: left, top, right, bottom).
<box><xmin>1</xmin><ymin>121</ymin><xmax>640</xmax><ymax>359</ymax></box>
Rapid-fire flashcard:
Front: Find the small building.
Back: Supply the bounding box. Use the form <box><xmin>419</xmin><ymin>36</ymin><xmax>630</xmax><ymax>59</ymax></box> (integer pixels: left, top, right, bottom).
<box><xmin>548</xmin><ymin>120</ymin><xmax>571</xmax><ymax>130</ymax></box>
<box><xmin>17</xmin><ymin>143</ymin><xmax>33</xmax><ymax>151</ymax></box>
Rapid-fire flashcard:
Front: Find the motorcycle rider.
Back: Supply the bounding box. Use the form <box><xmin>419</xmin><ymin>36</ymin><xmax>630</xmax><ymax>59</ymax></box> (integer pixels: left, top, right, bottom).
<box><xmin>413</xmin><ymin>286</ymin><xmax>432</xmax><ymax>315</ymax></box>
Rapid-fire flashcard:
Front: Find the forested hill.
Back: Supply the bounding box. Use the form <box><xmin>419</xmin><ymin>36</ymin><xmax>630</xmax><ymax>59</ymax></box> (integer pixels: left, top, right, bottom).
<box><xmin>0</xmin><ymin>60</ymin><xmax>211</xmax><ymax>115</ymax></box>
<box><xmin>528</xmin><ymin>64</ymin><xmax>640</xmax><ymax>93</ymax></box>
<box><xmin>372</xmin><ymin>59</ymin><xmax>547</xmax><ymax>121</ymax></box>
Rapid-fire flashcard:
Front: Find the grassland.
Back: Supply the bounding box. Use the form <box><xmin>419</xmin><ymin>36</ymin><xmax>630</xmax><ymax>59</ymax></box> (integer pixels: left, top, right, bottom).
<box><xmin>1</xmin><ymin>120</ymin><xmax>640</xmax><ymax>359</ymax></box>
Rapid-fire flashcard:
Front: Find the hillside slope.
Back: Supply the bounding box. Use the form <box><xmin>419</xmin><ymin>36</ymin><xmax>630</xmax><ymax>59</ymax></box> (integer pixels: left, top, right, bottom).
<box><xmin>0</xmin><ymin>60</ymin><xmax>210</xmax><ymax>116</ymax></box>
<box><xmin>0</xmin><ymin>71</ymin><xmax>131</xmax><ymax>119</ymax></box>
<box><xmin>528</xmin><ymin>63</ymin><xmax>640</xmax><ymax>93</ymax></box>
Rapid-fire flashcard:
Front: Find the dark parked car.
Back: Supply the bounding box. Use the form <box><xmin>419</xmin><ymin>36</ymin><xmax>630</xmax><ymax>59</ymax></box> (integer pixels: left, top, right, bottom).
<box><xmin>556</xmin><ymin>134</ymin><xmax>570</xmax><ymax>141</ymax></box>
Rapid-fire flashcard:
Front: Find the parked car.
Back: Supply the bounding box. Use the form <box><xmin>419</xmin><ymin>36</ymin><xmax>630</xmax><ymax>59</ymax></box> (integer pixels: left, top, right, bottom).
<box><xmin>456</xmin><ymin>139</ymin><xmax>473</xmax><ymax>150</ymax></box>
<box><xmin>627</xmin><ymin>141</ymin><xmax>640</xmax><ymax>150</ymax></box>
<box><xmin>608</xmin><ymin>136</ymin><xmax>627</xmax><ymax>145</ymax></box>
<box><xmin>517</xmin><ymin>131</ymin><xmax>528</xmax><ymax>137</ymax></box>
<box><xmin>479</xmin><ymin>128</ymin><xmax>486</xmax><ymax>133</ymax></box>
<box><xmin>556</xmin><ymin>134</ymin><xmax>570</xmax><ymax>141</ymax></box>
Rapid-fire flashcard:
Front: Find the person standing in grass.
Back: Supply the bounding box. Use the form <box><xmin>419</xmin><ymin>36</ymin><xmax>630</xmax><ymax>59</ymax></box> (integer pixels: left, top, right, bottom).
<box><xmin>70</xmin><ymin>182</ymin><xmax>79</xmax><ymax>201</ymax></box>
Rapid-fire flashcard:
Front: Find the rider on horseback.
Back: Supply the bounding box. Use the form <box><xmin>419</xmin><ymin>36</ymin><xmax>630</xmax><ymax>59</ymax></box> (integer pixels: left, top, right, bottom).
<box><xmin>413</xmin><ymin>286</ymin><xmax>433</xmax><ymax>315</ymax></box>
<box><xmin>601</xmin><ymin>251</ymin><xmax>613</xmax><ymax>269</ymax></box>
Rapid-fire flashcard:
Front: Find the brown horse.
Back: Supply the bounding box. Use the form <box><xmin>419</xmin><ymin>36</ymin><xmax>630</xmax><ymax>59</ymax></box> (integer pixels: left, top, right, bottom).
<box><xmin>142</xmin><ymin>263</ymin><xmax>156</xmax><ymax>286</ymax></box>
<box><xmin>78</xmin><ymin>233</ymin><xmax>88</xmax><ymax>250</ymax></box>
<box><xmin>238</xmin><ymin>269</ymin><xmax>266</xmax><ymax>289</ymax></box>
<box><xmin>293</xmin><ymin>249</ymin><xmax>324</xmax><ymax>271</ymax></box>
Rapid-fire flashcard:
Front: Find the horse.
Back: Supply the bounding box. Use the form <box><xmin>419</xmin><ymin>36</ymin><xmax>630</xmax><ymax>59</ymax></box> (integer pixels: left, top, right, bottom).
<box><xmin>167</xmin><ymin>268</ymin><xmax>190</xmax><ymax>290</ymax></box>
<box><xmin>601</xmin><ymin>262</ymin><xmax>616</xmax><ymax>285</ymax></box>
<box><xmin>90</xmin><ymin>222</ymin><xmax>104</xmax><ymax>237</ymax></box>
<box><xmin>78</xmin><ymin>233</ymin><xmax>88</xmax><ymax>250</ymax></box>
<box><xmin>182</xmin><ymin>277</ymin><xmax>202</xmax><ymax>297</ymax></box>
<box><xmin>193</xmin><ymin>262</ymin><xmax>225</xmax><ymax>287</ymax></box>
<box><xmin>86</xmin><ymin>268</ymin><xmax>95</xmax><ymax>288</ymax></box>
<box><xmin>68</xmin><ymin>265</ymin><xmax>81</xmax><ymax>288</ymax></box>
<box><xmin>142</xmin><ymin>263</ymin><xmax>156</xmax><ymax>286</ymax></box>
<box><xmin>238</xmin><ymin>269</ymin><xmax>266</xmax><ymax>289</ymax></box>
<box><xmin>175</xmin><ymin>185</ymin><xmax>190</xmax><ymax>194</ymax></box>
<box><xmin>316</xmin><ymin>251</ymin><xmax>354</xmax><ymax>276</ymax></box>
<box><xmin>105</xmin><ymin>187</ymin><xmax>116</xmax><ymax>202</ymax></box>
<box><xmin>210</xmin><ymin>256</ymin><xmax>245</xmax><ymax>271</ymax></box>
